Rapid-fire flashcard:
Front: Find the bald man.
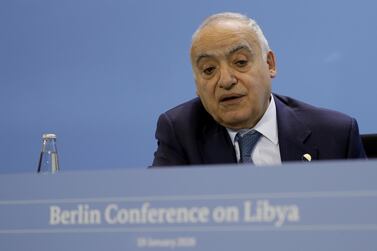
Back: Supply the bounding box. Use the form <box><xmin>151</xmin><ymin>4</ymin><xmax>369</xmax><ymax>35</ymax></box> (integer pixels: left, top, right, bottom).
<box><xmin>152</xmin><ymin>12</ymin><xmax>366</xmax><ymax>167</ymax></box>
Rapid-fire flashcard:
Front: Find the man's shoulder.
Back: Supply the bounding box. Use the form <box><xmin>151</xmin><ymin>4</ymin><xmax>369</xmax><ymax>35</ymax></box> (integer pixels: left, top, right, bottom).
<box><xmin>165</xmin><ymin>97</ymin><xmax>203</xmax><ymax>114</ymax></box>
<box><xmin>156</xmin><ymin>97</ymin><xmax>219</xmax><ymax>149</ymax></box>
<box><xmin>274</xmin><ymin>94</ymin><xmax>355</xmax><ymax>126</ymax></box>
<box><xmin>163</xmin><ymin>97</ymin><xmax>210</xmax><ymax>123</ymax></box>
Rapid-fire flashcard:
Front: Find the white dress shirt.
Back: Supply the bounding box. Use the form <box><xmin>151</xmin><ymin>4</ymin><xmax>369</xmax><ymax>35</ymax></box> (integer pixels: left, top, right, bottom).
<box><xmin>226</xmin><ymin>95</ymin><xmax>281</xmax><ymax>165</ymax></box>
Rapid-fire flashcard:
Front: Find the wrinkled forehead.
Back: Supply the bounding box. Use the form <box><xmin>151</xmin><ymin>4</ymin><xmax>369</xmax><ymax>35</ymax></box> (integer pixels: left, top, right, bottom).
<box><xmin>190</xmin><ymin>20</ymin><xmax>261</xmax><ymax>62</ymax></box>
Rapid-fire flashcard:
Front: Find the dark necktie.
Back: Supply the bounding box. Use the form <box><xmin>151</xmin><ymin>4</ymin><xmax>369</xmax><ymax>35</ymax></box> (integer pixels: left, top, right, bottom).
<box><xmin>235</xmin><ymin>130</ymin><xmax>261</xmax><ymax>163</ymax></box>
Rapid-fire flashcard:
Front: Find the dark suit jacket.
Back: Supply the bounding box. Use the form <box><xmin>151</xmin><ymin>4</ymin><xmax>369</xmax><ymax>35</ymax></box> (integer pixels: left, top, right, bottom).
<box><xmin>152</xmin><ymin>94</ymin><xmax>366</xmax><ymax>166</ymax></box>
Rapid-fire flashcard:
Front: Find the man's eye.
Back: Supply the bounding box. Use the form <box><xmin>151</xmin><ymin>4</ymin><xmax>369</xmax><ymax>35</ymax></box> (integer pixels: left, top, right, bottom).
<box><xmin>235</xmin><ymin>60</ymin><xmax>248</xmax><ymax>67</ymax></box>
<box><xmin>203</xmin><ymin>66</ymin><xmax>216</xmax><ymax>75</ymax></box>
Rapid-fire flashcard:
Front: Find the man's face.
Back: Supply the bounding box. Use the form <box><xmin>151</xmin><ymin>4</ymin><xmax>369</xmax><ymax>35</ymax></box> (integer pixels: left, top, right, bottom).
<box><xmin>191</xmin><ymin>20</ymin><xmax>276</xmax><ymax>130</ymax></box>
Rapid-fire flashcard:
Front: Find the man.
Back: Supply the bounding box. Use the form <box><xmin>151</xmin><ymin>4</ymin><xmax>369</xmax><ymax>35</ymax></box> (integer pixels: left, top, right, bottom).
<box><xmin>152</xmin><ymin>12</ymin><xmax>366</xmax><ymax>167</ymax></box>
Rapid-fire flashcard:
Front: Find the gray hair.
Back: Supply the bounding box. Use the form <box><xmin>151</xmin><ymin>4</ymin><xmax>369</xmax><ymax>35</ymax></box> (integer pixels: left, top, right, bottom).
<box><xmin>192</xmin><ymin>12</ymin><xmax>270</xmax><ymax>59</ymax></box>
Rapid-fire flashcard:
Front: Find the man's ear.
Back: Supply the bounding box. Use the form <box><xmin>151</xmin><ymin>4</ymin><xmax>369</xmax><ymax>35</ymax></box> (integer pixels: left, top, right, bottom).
<box><xmin>267</xmin><ymin>51</ymin><xmax>277</xmax><ymax>78</ymax></box>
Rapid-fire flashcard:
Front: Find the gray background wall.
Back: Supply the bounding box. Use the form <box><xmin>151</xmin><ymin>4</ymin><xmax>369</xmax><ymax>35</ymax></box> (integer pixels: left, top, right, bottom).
<box><xmin>1</xmin><ymin>0</ymin><xmax>376</xmax><ymax>173</ymax></box>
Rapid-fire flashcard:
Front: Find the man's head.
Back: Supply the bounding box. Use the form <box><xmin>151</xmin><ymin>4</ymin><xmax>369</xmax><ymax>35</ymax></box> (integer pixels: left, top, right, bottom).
<box><xmin>190</xmin><ymin>12</ymin><xmax>277</xmax><ymax>130</ymax></box>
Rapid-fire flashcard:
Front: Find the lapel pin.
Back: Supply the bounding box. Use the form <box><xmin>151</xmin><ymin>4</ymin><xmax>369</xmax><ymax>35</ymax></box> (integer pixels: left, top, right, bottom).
<box><xmin>302</xmin><ymin>153</ymin><xmax>312</xmax><ymax>162</ymax></box>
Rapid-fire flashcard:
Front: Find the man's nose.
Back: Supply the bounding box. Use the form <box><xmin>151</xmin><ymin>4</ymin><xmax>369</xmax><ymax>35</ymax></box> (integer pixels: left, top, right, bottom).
<box><xmin>218</xmin><ymin>66</ymin><xmax>236</xmax><ymax>90</ymax></box>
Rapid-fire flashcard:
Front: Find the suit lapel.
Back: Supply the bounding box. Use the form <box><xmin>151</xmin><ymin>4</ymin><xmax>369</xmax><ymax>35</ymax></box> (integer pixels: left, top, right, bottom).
<box><xmin>199</xmin><ymin>118</ymin><xmax>237</xmax><ymax>164</ymax></box>
<box><xmin>274</xmin><ymin>95</ymin><xmax>318</xmax><ymax>161</ymax></box>
<box><xmin>197</xmin><ymin>95</ymin><xmax>318</xmax><ymax>163</ymax></box>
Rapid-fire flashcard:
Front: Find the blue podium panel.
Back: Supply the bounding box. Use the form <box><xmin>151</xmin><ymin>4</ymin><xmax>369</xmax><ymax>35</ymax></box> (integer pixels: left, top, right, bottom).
<box><xmin>1</xmin><ymin>160</ymin><xmax>377</xmax><ymax>251</ymax></box>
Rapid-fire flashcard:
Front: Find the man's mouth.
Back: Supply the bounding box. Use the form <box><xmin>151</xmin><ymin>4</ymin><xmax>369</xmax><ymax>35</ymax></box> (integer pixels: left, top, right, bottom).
<box><xmin>219</xmin><ymin>94</ymin><xmax>245</xmax><ymax>103</ymax></box>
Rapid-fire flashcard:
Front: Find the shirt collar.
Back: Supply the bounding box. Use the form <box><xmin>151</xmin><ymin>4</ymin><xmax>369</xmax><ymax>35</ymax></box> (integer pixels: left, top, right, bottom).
<box><xmin>226</xmin><ymin>94</ymin><xmax>279</xmax><ymax>145</ymax></box>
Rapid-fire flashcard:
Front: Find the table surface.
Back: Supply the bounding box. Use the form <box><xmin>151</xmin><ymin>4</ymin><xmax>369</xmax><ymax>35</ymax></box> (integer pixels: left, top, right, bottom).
<box><xmin>1</xmin><ymin>160</ymin><xmax>377</xmax><ymax>251</ymax></box>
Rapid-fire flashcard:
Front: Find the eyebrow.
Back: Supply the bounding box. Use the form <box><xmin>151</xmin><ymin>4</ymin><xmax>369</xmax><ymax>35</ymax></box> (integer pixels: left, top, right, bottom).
<box><xmin>196</xmin><ymin>53</ymin><xmax>211</xmax><ymax>65</ymax></box>
<box><xmin>228</xmin><ymin>44</ymin><xmax>252</xmax><ymax>55</ymax></box>
<box><xmin>195</xmin><ymin>44</ymin><xmax>252</xmax><ymax>65</ymax></box>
